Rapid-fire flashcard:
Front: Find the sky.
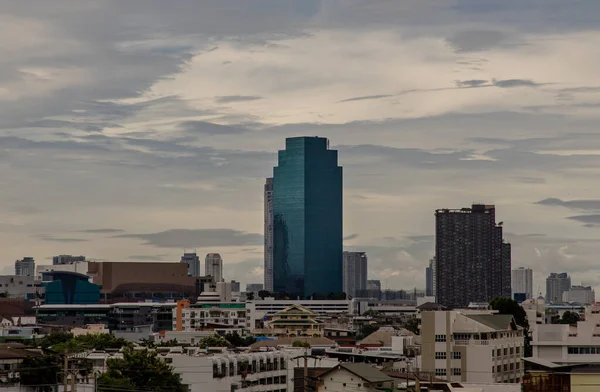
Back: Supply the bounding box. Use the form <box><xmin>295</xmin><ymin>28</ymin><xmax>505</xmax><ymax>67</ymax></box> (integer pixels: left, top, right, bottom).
<box><xmin>3</xmin><ymin>0</ymin><xmax>600</xmax><ymax>294</ymax></box>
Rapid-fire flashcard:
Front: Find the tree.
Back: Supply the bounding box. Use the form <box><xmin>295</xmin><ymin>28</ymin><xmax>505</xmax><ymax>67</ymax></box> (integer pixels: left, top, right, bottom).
<box><xmin>51</xmin><ymin>333</ymin><xmax>131</xmax><ymax>353</ymax></box>
<box><xmin>19</xmin><ymin>355</ymin><xmax>61</xmax><ymax>392</ymax></box>
<box><xmin>292</xmin><ymin>340</ymin><xmax>311</xmax><ymax>348</ymax></box>
<box><xmin>560</xmin><ymin>311</ymin><xmax>580</xmax><ymax>325</ymax></box>
<box><xmin>357</xmin><ymin>324</ymin><xmax>379</xmax><ymax>340</ymax></box>
<box><xmin>258</xmin><ymin>290</ymin><xmax>271</xmax><ymax>299</ymax></box>
<box><xmin>97</xmin><ymin>349</ymin><xmax>186</xmax><ymax>392</ymax></box>
<box><xmin>246</xmin><ymin>292</ymin><xmax>255</xmax><ymax>301</ymax></box>
<box><xmin>224</xmin><ymin>332</ymin><xmax>256</xmax><ymax>347</ymax></box>
<box><xmin>35</xmin><ymin>332</ymin><xmax>74</xmax><ymax>349</ymax></box>
<box><xmin>197</xmin><ymin>335</ymin><xmax>231</xmax><ymax>348</ymax></box>
<box><xmin>403</xmin><ymin>317</ymin><xmax>420</xmax><ymax>335</ymax></box>
<box><xmin>490</xmin><ymin>297</ymin><xmax>531</xmax><ymax>356</ymax></box>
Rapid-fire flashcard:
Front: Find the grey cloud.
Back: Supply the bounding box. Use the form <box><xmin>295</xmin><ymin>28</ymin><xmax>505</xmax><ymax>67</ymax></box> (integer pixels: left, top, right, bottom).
<box><xmin>337</xmin><ymin>95</ymin><xmax>393</xmax><ymax>103</ymax></box>
<box><xmin>536</xmin><ymin>198</ymin><xmax>600</xmax><ymax>211</ymax></box>
<box><xmin>215</xmin><ymin>95</ymin><xmax>263</xmax><ymax>103</ymax></box>
<box><xmin>455</xmin><ymin>79</ymin><xmax>488</xmax><ymax>88</ymax></box>
<box><xmin>127</xmin><ymin>254</ymin><xmax>170</xmax><ymax>261</ymax></box>
<box><xmin>513</xmin><ymin>176</ymin><xmax>545</xmax><ymax>184</ymax></box>
<box><xmin>493</xmin><ymin>79</ymin><xmax>539</xmax><ymax>88</ymax></box>
<box><xmin>37</xmin><ymin>235</ymin><xmax>89</xmax><ymax>243</ymax></box>
<box><xmin>567</xmin><ymin>215</ymin><xmax>600</xmax><ymax>225</ymax></box>
<box><xmin>79</xmin><ymin>228</ymin><xmax>125</xmax><ymax>234</ymax></box>
<box><xmin>446</xmin><ymin>29</ymin><xmax>512</xmax><ymax>52</ymax></box>
<box><xmin>343</xmin><ymin>234</ymin><xmax>359</xmax><ymax>241</ymax></box>
<box><xmin>178</xmin><ymin>121</ymin><xmax>249</xmax><ymax>135</ymax></box>
<box><xmin>115</xmin><ymin>229</ymin><xmax>263</xmax><ymax>248</ymax></box>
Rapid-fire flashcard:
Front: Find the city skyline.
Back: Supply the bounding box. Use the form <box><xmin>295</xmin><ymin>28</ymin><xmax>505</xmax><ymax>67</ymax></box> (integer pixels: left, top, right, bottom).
<box><xmin>1</xmin><ymin>2</ymin><xmax>600</xmax><ymax>294</ymax></box>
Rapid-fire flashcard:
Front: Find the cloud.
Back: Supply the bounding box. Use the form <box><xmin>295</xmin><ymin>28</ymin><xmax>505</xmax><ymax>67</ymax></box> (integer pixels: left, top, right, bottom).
<box><xmin>536</xmin><ymin>198</ymin><xmax>600</xmax><ymax>211</ymax></box>
<box><xmin>455</xmin><ymin>79</ymin><xmax>488</xmax><ymax>88</ymax></box>
<box><xmin>37</xmin><ymin>235</ymin><xmax>88</xmax><ymax>243</ymax></box>
<box><xmin>115</xmin><ymin>229</ymin><xmax>263</xmax><ymax>248</ymax></box>
<box><xmin>492</xmin><ymin>79</ymin><xmax>539</xmax><ymax>88</ymax></box>
<box><xmin>567</xmin><ymin>215</ymin><xmax>600</xmax><ymax>225</ymax></box>
<box><xmin>215</xmin><ymin>95</ymin><xmax>263</xmax><ymax>103</ymax></box>
<box><xmin>337</xmin><ymin>94</ymin><xmax>394</xmax><ymax>103</ymax></box>
<box><xmin>343</xmin><ymin>233</ymin><xmax>359</xmax><ymax>241</ymax></box>
<box><xmin>127</xmin><ymin>254</ymin><xmax>170</xmax><ymax>261</ymax></box>
<box><xmin>446</xmin><ymin>29</ymin><xmax>512</xmax><ymax>52</ymax></box>
<box><xmin>177</xmin><ymin>121</ymin><xmax>249</xmax><ymax>135</ymax></box>
<box><xmin>79</xmin><ymin>228</ymin><xmax>124</xmax><ymax>234</ymax></box>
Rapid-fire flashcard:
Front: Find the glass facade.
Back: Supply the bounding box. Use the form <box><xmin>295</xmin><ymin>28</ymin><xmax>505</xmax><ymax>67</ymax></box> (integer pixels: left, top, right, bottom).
<box><xmin>42</xmin><ymin>272</ymin><xmax>101</xmax><ymax>304</ymax></box>
<box><xmin>273</xmin><ymin>137</ymin><xmax>343</xmax><ymax>298</ymax></box>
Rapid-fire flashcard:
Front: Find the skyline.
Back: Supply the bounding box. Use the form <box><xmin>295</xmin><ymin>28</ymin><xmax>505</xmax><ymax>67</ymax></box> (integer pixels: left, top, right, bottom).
<box><xmin>2</xmin><ymin>1</ymin><xmax>600</xmax><ymax>294</ymax></box>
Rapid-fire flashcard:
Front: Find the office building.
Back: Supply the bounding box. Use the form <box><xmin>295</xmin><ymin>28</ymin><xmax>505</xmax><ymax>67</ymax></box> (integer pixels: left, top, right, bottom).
<box><xmin>41</xmin><ymin>271</ymin><xmax>101</xmax><ymax>305</ymax></box>
<box><xmin>52</xmin><ymin>255</ymin><xmax>86</xmax><ymax>265</ymax></box>
<box><xmin>435</xmin><ymin>204</ymin><xmax>511</xmax><ymax>307</ymax></box>
<box><xmin>425</xmin><ymin>258</ymin><xmax>435</xmax><ymax>297</ymax></box>
<box><xmin>180</xmin><ymin>252</ymin><xmax>201</xmax><ymax>276</ymax></box>
<box><xmin>205</xmin><ymin>253</ymin><xmax>224</xmax><ymax>283</ymax></box>
<box><xmin>230</xmin><ymin>280</ymin><xmax>241</xmax><ymax>292</ymax></box>
<box><xmin>273</xmin><ymin>136</ymin><xmax>343</xmax><ymax>298</ymax></box>
<box><xmin>246</xmin><ymin>283</ymin><xmax>263</xmax><ymax>294</ymax></box>
<box><xmin>14</xmin><ymin>257</ymin><xmax>35</xmax><ymax>277</ymax></box>
<box><xmin>563</xmin><ymin>285</ymin><xmax>595</xmax><ymax>304</ymax></box>
<box><xmin>36</xmin><ymin>262</ymin><xmax>90</xmax><ymax>281</ymax></box>
<box><xmin>421</xmin><ymin>310</ymin><xmax>524</xmax><ymax>384</ymax></box>
<box><xmin>512</xmin><ymin>267</ymin><xmax>533</xmax><ymax>300</ymax></box>
<box><xmin>546</xmin><ymin>273</ymin><xmax>571</xmax><ymax>304</ymax></box>
<box><xmin>264</xmin><ymin>177</ymin><xmax>274</xmax><ymax>292</ymax></box>
<box><xmin>342</xmin><ymin>251</ymin><xmax>367</xmax><ymax>297</ymax></box>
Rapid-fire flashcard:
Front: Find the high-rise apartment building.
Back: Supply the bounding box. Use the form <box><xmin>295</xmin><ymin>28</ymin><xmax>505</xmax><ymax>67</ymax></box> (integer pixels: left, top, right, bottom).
<box><xmin>205</xmin><ymin>253</ymin><xmax>224</xmax><ymax>283</ymax></box>
<box><xmin>435</xmin><ymin>204</ymin><xmax>511</xmax><ymax>307</ymax></box>
<box><xmin>563</xmin><ymin>285</ymin><xmax>595</xmax><ymax>304</ymax></box>
<box><xmin>546</xmin><ymin>273</ymin><xmax>571</xmax><ymax>304</ymax></box>
<box><xmin>180</xmin><ymin>252</ymin><xmax>200</xmax><ymax>277</ymax></box>
<box><xmin>512</xmin><ymin>267</ymin><xmax>533</xmax><ymax>300</ymax></box>
<box><xmin>53</xmin><ymin>255</ymin><xmax>86</xmax><ymax>265</ymax></box>
<box><xmin>15</xmin><ymin>257</ymin><xmax>35</xmax><ymax>277</ymax></box>
<box><xmin>425</xmin><ymin>258</ymin><xmax>435</xmax><ymax>297</ymax></box>
<box><xmin>273</xmin><ymin>137</ymin><xmax>343</xmax><ymax>298</ymax></box>
<box><xmin>342</xmin><ymin>251</ymin><xmax>367</xmax><ymax>297</ymax></box>
<box><xmin>263</xmin><ymin>177</ymin><xmax>274</xmax><ymax>292</ymax></box>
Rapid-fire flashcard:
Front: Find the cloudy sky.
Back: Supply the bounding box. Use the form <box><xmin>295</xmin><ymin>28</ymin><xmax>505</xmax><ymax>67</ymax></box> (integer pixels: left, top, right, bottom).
<box><xmin>3</xmin><ymin>1</ymin><xmax>600</xmax><ymax>294</ymax></box>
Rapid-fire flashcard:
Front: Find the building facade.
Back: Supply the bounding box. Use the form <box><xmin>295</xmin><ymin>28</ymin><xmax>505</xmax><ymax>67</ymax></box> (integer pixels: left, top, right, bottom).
<box><xmin>563</xmin><ymin>285</ymin><xmax>595</xmax><ymax>304</ymax></box>
<box><xmin>180</xmin><ymin>252</ymin><xmax>201</xmax><ymax>277</ymax></box>
<box><xmin>0</xmin><ymin>276</ymin><xmax>37</xmax><ymax>300</ymax></box>
<box><xmin>512</xmin><ymin>267</ymin><xmax>533</xmax><ymax>300</ymax></box>
<box><xmin>546</xmin><ymin>273</ymin><xmax>571</xmax><ymax>304</ymax></box>
<box><xmin>264</xmin><ymin>177</ymin><xmax>274</xmax><ymax>292</ymax></box>
<box><xmin>425</xmin><ymin>258</ymin><xmax>435</xmax><ymax>297</ymax></box>
<box><xmin>14</xmin><ymin>257</ymin><xmax>35</xmax><ymax>277</ymax></box>
<box><xmin>53</xmin><ymin>255</ymin><xmax>86</xmax><ymax>265</ymax></box>
<box><xmin>205</xmin><ymin>253</ymin><xmax>224</xmax><ymax>283</ymax></box>
<box><xmin>342</xmin><ymin>251</ymin><xmax>367</xmax><ymax>298</ymax></box>
<box><xmin>435</xmin><ymin>204</ymin><xmax>511</xmax><ymax>307</ymax></box>
<box><xmin>273</xmin><ymin>136</ymin><xmax>343</xmax><ymax>299</ymax></box>
<box><xmin>174</xmin><ymin>300</ymin><xmax>247</xmax><ymax>332</ymax></box>
<box><xmin>421</xmin><ymin>310</ymin><xmax>524</xmax><ymax>384</ymax></box>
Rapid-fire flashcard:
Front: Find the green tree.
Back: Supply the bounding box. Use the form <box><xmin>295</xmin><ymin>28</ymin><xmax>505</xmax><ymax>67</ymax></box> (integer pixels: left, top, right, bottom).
<box><xmin>97</xmin><ymin>349</ymin><xmax>186</xmax><ymax>392</ymax></box>
<box><xmin>490</xmin><ymin>297</ymin><xmax>531</xmax><ymax>356</ymax></box>
<box><xmin>357</xmin><ymin>324</ymin><xmax>379</xmax><ymax>340</ymax></box>
<box><xmin>246</xmin><ymin>292</ymin><xmax>255</xmax><ymax>301</ymax></box>
<box><xmin>258</xmin><ymin>290</ymin><xmax>271</xmax><ymax>299</ymax></box>
<box><xmin>292</xmin><ymin>340</ymin><xmax>311</xmax><ymax>348</ymax></box>
<box><xmin>52</xmin><ymin>333</ymin><xmax>131</xmax><ymax>353</ymax></box>
<box><xmin>560</xmin><ymin>311</ymin><xmax>580</xmax><ymax>325</ymax></box>
<box><xmin>403</xmin><ymin>317</ymin><xmax>420</xmax><ymax>335</ymax></box>
<box><xmin>197</xmin><ymin>335</ymin><xmax>231</xmax><ymax>348</ymax></box>
<box><xmin>35</xmin><ymin>332</ymin><xmax>74</xmax><ymax>349</ymax></box>
<box><xmin>19</xmin><ymin>354</ymin><xmax>61</xmax><ymax>392</ymax></box>
<box><xmin>224</xmin><ymin>332</ymin><xmax>256</xmax><ymax>347</ymax></box>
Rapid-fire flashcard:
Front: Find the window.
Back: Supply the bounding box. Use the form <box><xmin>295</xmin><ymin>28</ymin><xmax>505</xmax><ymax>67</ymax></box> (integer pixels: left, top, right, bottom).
<box><xmin>503</xmin><ymin>364</ymin><xmax>508</xmax><ymax>372</ymax></box>
<box><xmin>510</xmin><ymin>347</ymin><xmax>514</xmax><ymax>355</ymax></box>
<box><xmin>496</xmin><ymin>365</ymin><xmax>501</xmax><ymax>373</ymax></box>
<box><xmin>435</xmin><ymin>352</ymin><xmax>446</xmax><ymax>359</ymax></box>
<box><xmin>452</xmin><ymin>352</ymin><xmax>461</xmax><ymax>359</ymax></box>
<box><xmin>452</xmin><ymin>368</ymin><xmax>461</xmax><ymax>376</ymax></box>
<box><xmin>435</xmin><ymin>369</ymin><xmax>446</xmax><ymax>376</ymax></box>
<box><xmin>516</xmin><ymin>362</ymin><xmax>521</xmax><ymax>370</ymax></box>
<box><xmin>516</xmin><ymin>346</ymin><xmax>520</xmax><ymax>354</ymax></box>
<box><xmin>509</xmin><ymin>363</ymin><xmax>514</xmax><ymax>370</ymax></box>
<box><xmin>435</xmin><ymin>335</ymin><xmax>447</xmax><ymax>342</ymax></box>
<box><xmin>496</xmin><ymin>349</ymin><xmax>501</xmax><ymax>357</ymax></box>
<box><xmin>503</xmin><ymin>348</ymin><xmax>508</xmax><ymax>356</ymax></box>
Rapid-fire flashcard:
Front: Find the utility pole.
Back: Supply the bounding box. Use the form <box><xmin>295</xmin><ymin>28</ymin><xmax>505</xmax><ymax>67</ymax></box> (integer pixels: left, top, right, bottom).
<box><xmin>63</xmin><ymin>353</ymin><xmax>69</xmax><ymax>392</ymax></box>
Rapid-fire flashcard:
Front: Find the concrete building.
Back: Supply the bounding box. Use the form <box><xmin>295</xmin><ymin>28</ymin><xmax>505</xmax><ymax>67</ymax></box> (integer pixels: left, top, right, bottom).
<box><xmin>315</xmin><ymin>363</ymin><xmax>394</xmax><ymax>392</ymax></box>
<box><xmin>53</xmin><ymin>255</ymin><xmax>86</xmax><ymax>265</ymax></box>
<box><xmin>36</xmin><ymin>262</ymin><xmax>90</xmax><ymax>281</ymax></box>
<box><xmin>421</xmin><ymin>310</ymin><xmax>524</xmax><ymax>384</ymax></box>
<box><xmin>261</xmin><ymin>304</ymin><xmax>324</xmax><ymax>337</ymax></box>
<box><xmin>180</xmin><ymin>252</ymin><xmax>201</xmax><ymax>277</ymax></box>
<box><xmin>231</xmin><ymin>280</ymin><xmax>241</xmax><ymax>293</ymax></box>
<box><xmin>512</xmin><ymin>267</ymin><xmax>533</xmax><ymax>300</ymax></box>
<box><xmin>342</xmin><ymin>251</ymin><xmax>367</xmax><ymax>297</ymax></box>
<box><xmin>435</xmin><ymin>204</ymin><xmax>511</xmax><ymax>307</ymax></box>
<box><xmin>546</xmin><ymin>273</ymin><xmax>571</xmax><ymax>304</ymax></box>
<box><xmin>425</xmin><ymin>258</ymin><xmax>435</xmax><ymax>297</ymax></box>
<box><xmin>205</xmin><ymin>253</ymin><xmax>224</xmax><ymax>283</ymax></box>
<box><xmin>246</xmin><ymin>284</ymin><xmax>264</xmax><ymax>294</ymax></box>
<box><xmin>14</xmin><ymin>258</ymin><xmax>34</xmax><ymax>277</ymax></box>
<box><xmin>264</xmin><ymin>177</ymin><xmax>274</xmax><ymax>292</ymax></box>
<box><xmin>173</xmin><ymin>300</ymin><xmax>247</xmax><ymax>333</ymax></box>
<box><xmin>563</xmin><ymin>285</ymin><xmax>595</xmax><ymax>305</ymax></box>
<box><xmin>357</xmin><ymin>280</ymin><xmax>382</xmax><ymax>299</ymax></box>
<box><xmin>0</xmin><ymin>276</ymin><xmax>36</xmax><ymax>300</ymax></box>
<box><xmin>273</xmin><ymin>136</ymin><xmax>343</xmax><ymax>298</ymax></box>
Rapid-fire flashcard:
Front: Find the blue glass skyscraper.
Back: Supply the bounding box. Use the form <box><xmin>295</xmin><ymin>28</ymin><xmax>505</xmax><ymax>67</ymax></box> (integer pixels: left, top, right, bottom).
<box><xmin>273</xmin><ymin>137</ymin><xmax>343</xmax><ymax>298</ymax></box>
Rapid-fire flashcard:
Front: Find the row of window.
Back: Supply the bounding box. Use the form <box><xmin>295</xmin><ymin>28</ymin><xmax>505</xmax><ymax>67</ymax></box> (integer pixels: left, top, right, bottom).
<box><xmin>493</xmin><ymin>347</ymin><xmax>520</xmax><ymax>357</ymax></box>
<box><xmin>212</xmin><ymin>358</ymin><xmax>287</xmax><ymax>378</ymax></box>
<box><xmin>434</xmin><ymin>352</ymin><xmax>462</xmax><ymax>359</ymax></box>
<box><xmin>494</xmin><ymin>362</ymin><xmax>520</xmax><ymax>373</ymax></box>
<box><xmin>567</xmin><ymin>346</ymin><xmax>600</xmax><ymax>354</ymax></box>
<box><xmin>435</xmin><ymin>368</ymin><xmax>462</xmax><ymax>376</ymax></box>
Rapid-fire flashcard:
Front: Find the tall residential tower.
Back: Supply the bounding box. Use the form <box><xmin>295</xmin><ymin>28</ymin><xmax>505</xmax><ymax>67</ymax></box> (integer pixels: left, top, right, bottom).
<box><xmin>205</xmin><ymin>253</ymin><xmax>224</xmax><ymax>283</ymax></box>
<box><xmin>273</xmin><ymin>136</ymin><xmax>343</xmax><ymax>298</ymax></box>
<box><xmin>264</xmin><ymin>177</ymin><xmax>274</xmax><ymax>292</ymax></box>
<box><xmin>435</xmin><ymin>204</ymin><xmax>511</xmax><ymax>307</ymax></box>
<box><xmin>546</xmin><ymin>272</ymin><xmax>571</xmax><ymax>304</ymax></box>
<box><xmin>181</xmin><ymin>251</ymin><xmax>201</xmax><ymax>277</ymax></box>
<box><xmin>342</xmin><ymin>251</ymin><xmax>367</xmax><ymax>297</ymax></box>
<box><xmin>512</xmin><ymin>267</ymin><xmax>533</xmax><ymax>300</ymax></box>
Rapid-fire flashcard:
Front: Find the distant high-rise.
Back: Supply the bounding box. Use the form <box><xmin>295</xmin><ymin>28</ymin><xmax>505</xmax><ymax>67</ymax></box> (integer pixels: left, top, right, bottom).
<box><xmin>435</xmin><ymin>204</ymin><xmax>511</xmax><ymax>307</ymax></box>
<box><xmin>53</xmin><ymin>255</ymin><xmax>86</xmax><ymax>265</ymax></box>
<box><xmin>205</xmin><ymin>253</ymin><xmax>224</xmax><ymax>283</ymax></box>
<box><xmin>15</xmin><ymin>257</ymin><xmax>35</xmax><ymax>277</ymax></box>
<box><xmin>273</xmin><ymin>136</ymin><xmax>343</xmax><ymax>298</ymax></box>
<box><xmin>512</xmin><ymin>267</ymin><xmax>533</xmax><ymax>299</ymax></box>
<box><xmin>246</xmin><ymin>283</ymin><xmax>264</xmax><ymax>293</ymax></box>
<box><xmin>546</xmin><ymin>272</ymin><xmax>571</xmax><ymax>304</ymax></box>
<box><xmin>181</xmin><ymin>252</ymin><xmax>200</xmax><ymax>276</ymax></box>
<box><xmin>342</xmin><ymin>251</ymin><xmax>367</xmax><ymax>297</ymax></box>
<box><xmin>264</xmin><ymin>177</ymin><xmax>274</xmax><ymax>292</ymax></box>
<box><xmin>425</xmin><ymin>258</ymin><xmax>435</xmax><ymax>297</ymax></box>
<box><xmin>230</xmin><ymin>280</ymin><xmax>241</xmax><ymax>292</ymax></box>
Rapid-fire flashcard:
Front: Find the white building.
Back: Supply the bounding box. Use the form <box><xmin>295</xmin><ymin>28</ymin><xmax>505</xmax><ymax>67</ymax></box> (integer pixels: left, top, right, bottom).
<box><xmin>342</xmin><ymin>251</ymin><xmax>367</xmax><ymax>297</ymax></box>
<box><xmin>181</xmin><ymin>252</ymin><xmax>201</xmax><ymax>277</ymax></box>
<box><xmin>263</xmin><ymin>178</ymin><xmax>274</xmax><ymax>292</ymax></box>
<box><xmin>0</xmin><ymin>275</ymin><xmax>37</xmax><ymax>299</ymax></box>
<box><xmin>531</xmin><ymin>304</ymin><xmax>600</xmax><ymax>364</ymax></box>
<box><xmin>546</xmin><ymin>273</ymin><xmax>571</xmax><ymax>304</ymax></box>
<box><xmin>14</xmin><ymin>257</ymin><xmax>35</xmax><ymax>277</ymax></box>
<box><xmin>563</xmin><ymin>285</ymin><xmax>595</xmax><ymax>305</ymax></box>
<box><xmin>512</xmin><ymin>267</ymin><xmax>533</xmax><ymax>299</ymax></box>
<box><xmin>206</xmin><ymin>253</ymin><xmax>224</xmax><ymax>283</ymax></box>
<box><xmin>246</xmin><ymin>299</ymin><xmax>355</xmax><ymax>330</ymax></box>
<box><xmin>315</xmin><ymin>362</ymin><xmax>395</xmax><ymax>392</ymax></box>
<box><xmin>174</xmin><ymin>301</ymin><xmax>247</xmax><ymax>332</ymax></box>
<box><xmin>53</xmin><ymin>255</ymin><xmax>86</xmax><ymax>265</ymax></box>
<box><xmin>421</xmin><ymin>310</ymin><xmax>524</xmax><ymax>384</ymax></box>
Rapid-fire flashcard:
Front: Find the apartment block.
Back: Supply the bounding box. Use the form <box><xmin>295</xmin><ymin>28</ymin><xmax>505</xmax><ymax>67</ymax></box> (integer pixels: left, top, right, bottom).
<box><xmin>421</xmin><ymin>310</ymin><xmax>524</xmax><ymax>384</ymax></box>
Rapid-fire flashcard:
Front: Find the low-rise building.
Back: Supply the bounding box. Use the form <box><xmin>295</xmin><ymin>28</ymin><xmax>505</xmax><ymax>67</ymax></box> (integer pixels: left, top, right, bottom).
<box><xmin>0</xmin><ymin>276</ymin><xmax>37</xmax><ymax>300</ymax></box>
<box><xmin>174</xmin><ymin>300</ymin><xmax>247</xmax><ymax>332</ymax></box>
<box><xmin>72</xmin><ymin>324</ymin><xmax>109</xmax><ymax>336</ymax></box>
<box><xmin>315</xmin><ymin>363</ymin><xmax>394</xmax><ymax>392</ymax></box>
<box><xmin>421</xmin><ymin>310</ymin><xmax>524</xmax><ymax>384</ymax></box>
<box><xmin>261</xmin><ymin>304</ymin><xmax>324</xmax><ymax>337</ymax></box>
